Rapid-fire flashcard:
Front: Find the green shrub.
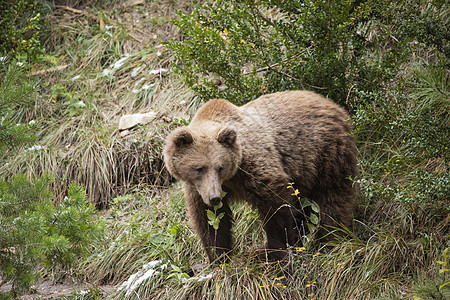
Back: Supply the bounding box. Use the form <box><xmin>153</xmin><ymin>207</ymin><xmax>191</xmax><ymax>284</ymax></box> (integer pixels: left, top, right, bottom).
<box><xmin>0</xmin><ymin>61</ymin><xmax>39</xmax><ymax>156</ymax></box>
<box><xmin>167</xmin><ymin>0</ymin><xmax>448</xmax><ymax>106</ymax></box>
<box><xmin>0</xmin><ymin>54</ymin><xmax>104</xmax><ymax>297</ymax></box>
<box><xmin>352</xmin><ymin>62</ymin><xmax>449</xmax><ymax>254</ymax></box>
<box><xmin>0</xmin><ymin>0</ymin><xmax>46</xmax><ymax>60</ymax></box>
<box><xmin>0</xmin><ymin>177</ymin><xmax>104</xmax><ymax>297</ymax></box>
<box><xmin>353</xmin><ymin>64</ymin><xmax>449</xmax><ymax>204</ymax></box>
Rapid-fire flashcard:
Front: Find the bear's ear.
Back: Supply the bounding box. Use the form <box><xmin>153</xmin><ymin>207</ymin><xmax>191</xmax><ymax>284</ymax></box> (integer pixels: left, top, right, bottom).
<box><xmin>217</xmin><ymin>127</ymin><xmax>237</xmax><ymax>148</ymax></box>
<box><xmin>171</xmin><ymin>128</ymin><xmax>193</xmax><ymax>148</ymax></box>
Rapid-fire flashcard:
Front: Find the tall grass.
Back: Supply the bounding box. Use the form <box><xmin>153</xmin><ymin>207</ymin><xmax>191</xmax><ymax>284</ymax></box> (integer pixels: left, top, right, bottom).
<box><xmin>0</xmin><ymin>1</ymin><xmax>198</xmax><ymax>207</ymax></box>
<box><xmin>78</xmin><ymin>183</ymin><xmax>446</xmax><ymax>299</ymax></box>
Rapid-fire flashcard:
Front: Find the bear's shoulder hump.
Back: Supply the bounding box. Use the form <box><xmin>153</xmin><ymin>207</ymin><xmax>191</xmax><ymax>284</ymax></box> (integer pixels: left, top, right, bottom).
<box><xmin>193</xmin><ymin>99</ymin><xmax>239</xmax><ymax>122</ymax></box>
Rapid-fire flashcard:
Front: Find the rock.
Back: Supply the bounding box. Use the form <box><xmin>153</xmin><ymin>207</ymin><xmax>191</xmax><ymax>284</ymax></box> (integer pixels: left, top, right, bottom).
<box><xmin>119</xmin><ymin>112</ymin><xmax>157</xmax><ymax>130</ymax></box>
<box><xmin>124</xmin><ymin>0</ymin><xmax>145</xmax><ymax>7</ymax></box>
<box><xmin>120</xmin><ymin>129</ymin><xmax>130</xmax><ymax>137</ymax></box>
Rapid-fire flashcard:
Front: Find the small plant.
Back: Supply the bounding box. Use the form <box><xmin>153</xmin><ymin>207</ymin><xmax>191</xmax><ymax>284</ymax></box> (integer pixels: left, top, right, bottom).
<box><xmin>167</xmin><ymin>264</ymin><xmax>190</xmax><ymax>282</ymax></box>
<box><xmin>287</xmin><ymin>182</ymin><xmax>319</xmax><ymax>246</ymax></box>
<box><xmin>206</xmin><ymin>198</ymin><xmax>226</xmax><ymax>230</ymax></box>
<box><xmin>206</xmin><ymin>196</ymin><xmax>226</xmax><ymax>258</ymax></box>
<box><xmin>50</xmin><ymin>84</ymin><xmax>90</xmax><ymax>117</ymax></box>
<box><xmin>437</xmin><ymin>247</ymin><xmax>450</xmax><ymax>291</ymax></box>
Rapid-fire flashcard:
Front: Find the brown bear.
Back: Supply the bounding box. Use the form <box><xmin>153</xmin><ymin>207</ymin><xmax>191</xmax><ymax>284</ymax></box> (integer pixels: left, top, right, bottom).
<box><xmin>163</xmin><ymin>90</ymin><xmax>357</xmax><ymax>262</ymax></box>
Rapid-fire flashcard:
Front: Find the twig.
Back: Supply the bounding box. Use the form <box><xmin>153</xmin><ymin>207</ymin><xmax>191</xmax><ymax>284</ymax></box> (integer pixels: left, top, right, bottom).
<box><xmin>255</xmin><ymin>11</ymin><xmax>296</xmax><ymax>42</ymax></box>
<box><xmin>0</xmin><ymin>224</ymin><xmax>14</xmax><ymax>228</ymax></box>
<box><xmin>241</xmin><ymin>52</ymin><xmax>305</xmax><ymax>76</ymax></box>
<box><xmin>55</xmin><ymin>5</ymin><xmax>98</xmax><ymax>21</ymax></box>
<box><xmin>127</xmin><ymin>33</ymin><xmax>144</xmax><ymax>43</ymax></box>
<box><xmin>346</xmin><ymin>84</ymin><xmax>357</xmax><ymax>105</ymax></box>
<box><xmin>0</xmin><ymin>197</ymin><xmax>38</xmax><ymax>206</ymax></box>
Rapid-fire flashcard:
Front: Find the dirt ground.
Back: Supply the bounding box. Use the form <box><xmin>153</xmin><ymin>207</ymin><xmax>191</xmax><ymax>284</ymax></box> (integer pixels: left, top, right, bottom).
<box><xmin>1</xmin><ymin>279</ymin><xmax>115</xmax><ymax>299</ymax></box>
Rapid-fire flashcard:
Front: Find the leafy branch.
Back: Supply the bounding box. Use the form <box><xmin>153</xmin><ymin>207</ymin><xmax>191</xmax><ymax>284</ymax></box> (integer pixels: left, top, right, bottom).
<box><xmin>206</xmin><ymin>200</ymin><xmax>225</xmax><ymax>230</ymax></box>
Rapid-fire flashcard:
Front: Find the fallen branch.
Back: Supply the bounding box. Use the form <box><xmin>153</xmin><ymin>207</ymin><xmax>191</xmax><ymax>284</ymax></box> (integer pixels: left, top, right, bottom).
<box><xmin>55</xmin><ymin>5</ymin><xmax>98</xmax><ymax>21</ymax></box>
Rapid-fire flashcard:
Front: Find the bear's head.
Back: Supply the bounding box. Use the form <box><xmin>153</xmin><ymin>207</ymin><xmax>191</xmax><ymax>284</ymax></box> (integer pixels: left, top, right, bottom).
<box><xmin>163</xmin><ymin>125</ymin><xmax>242</xmax><ymax>207</ymax></box>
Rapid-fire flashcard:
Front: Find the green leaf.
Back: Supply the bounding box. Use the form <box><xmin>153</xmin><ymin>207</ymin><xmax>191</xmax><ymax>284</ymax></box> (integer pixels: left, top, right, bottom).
<box><xmin>311</xmin><ymin>202</ymin><xmax>320</xmax><ymax>213</ymax></box>
<box><xmin>302</xmin><ymin>199</ymin><xmax>312</xmax><ymax>208</ymax></box>
<box><xmin>307</xmin><ymin>223</ymin><xmax>317</xmax><ymax>234</ymax></box>
<box><xmin>212</xmin><ymin>219</ymin><xmax>220</xmax><ymax>230</ymax></box>
<box><xmin>310</xmin><ymin>213</ymin><xmax>319</xmax><ymax>225</ymax></box>
<box><xmin>214</xmin><ymin>201</ymin><xmax>223</xmax><ymax>211</ymax></box>
<box><xmin>170</xmin><ymin>225</ymin><xmax>179</xmax><ymax>235</ymax></box>
<box><xmin>206</xmin><ymin>209</ymin><xmax>215</xmax><ymax>221</ymax></box>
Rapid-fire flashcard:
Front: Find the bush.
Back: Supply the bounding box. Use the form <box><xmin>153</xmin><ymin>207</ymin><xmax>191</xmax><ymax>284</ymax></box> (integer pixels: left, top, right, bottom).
<box><xmin>352</xmin><ymin>64</ymin><xmax>449</xmax><ymax>252</ymax></box>
<box><xmin>0</xmin><ymin>177</ymin><xmax>104</xmax><ymax>297</ymax></box>
<box><xmin>0</xmin><ymin>61</ymin><xmax>39</xmax><ymax>156</ymax></box>
<box><xmin>0</xmin><ymin>34</ymin><xmax>104</xmax><ymax>297</ymax></box>
<box><xmin>0</xmin><ymin>0</ymin><xmax>46</xmax><ymax>60</ymax></box>
<box><xmin>167</xmin><ymin>0</ymin><xmax>448</xmax><ymax>106</ymax></box>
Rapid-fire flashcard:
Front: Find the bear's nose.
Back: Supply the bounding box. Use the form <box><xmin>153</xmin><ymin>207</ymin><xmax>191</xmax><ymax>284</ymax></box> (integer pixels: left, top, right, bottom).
<box><xmin>209</xmin><ymin>195</ymin><xmax>222</xmax><ymax>207</ymax></box>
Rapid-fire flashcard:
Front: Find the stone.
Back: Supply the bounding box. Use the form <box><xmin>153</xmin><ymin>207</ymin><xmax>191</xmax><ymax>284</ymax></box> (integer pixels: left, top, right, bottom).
<box><xmin>119</xmin><ymin>112</ymin><xmax>157</xmax><ymax>130</ymax></box>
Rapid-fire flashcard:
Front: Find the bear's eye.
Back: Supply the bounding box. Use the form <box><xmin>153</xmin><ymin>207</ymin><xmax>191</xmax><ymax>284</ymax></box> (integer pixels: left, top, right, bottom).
<box><xmin>218</xmin><ymin>166</ymin><xmax>224</xmax><ymax>174</ymax></box>
<box><xmin>195</xmin><ymin>166</ymin><xmax>206</xmax><ymax>174</ymax></box>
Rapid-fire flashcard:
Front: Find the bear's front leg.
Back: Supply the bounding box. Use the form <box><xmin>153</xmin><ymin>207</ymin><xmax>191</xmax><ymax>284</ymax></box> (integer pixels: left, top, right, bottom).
<box><xmin>260</xmin><ymin>204</ymin><xmax>298</xmax><ymax>261</ymax></box>
<box><xmin>247</xmin><ymin>178</ymin><xmax>300</xmax><ymax>261</ymax></box>
<box><xmin>184</xmin><ymin>184</ymin><xmax>233</xmax><ymax>263</ymax></box>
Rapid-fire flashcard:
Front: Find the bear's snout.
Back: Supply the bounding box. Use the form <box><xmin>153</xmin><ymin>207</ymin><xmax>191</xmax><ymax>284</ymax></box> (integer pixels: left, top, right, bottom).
<box><xmin>198</xmin><ymin>171</ymin><xmax>223</xmax><ymax>207</ymax></box>
<box><xmin>208</xmin><ymin>195</ymin><xmax>222</xmax><ymax>207</ymax></box>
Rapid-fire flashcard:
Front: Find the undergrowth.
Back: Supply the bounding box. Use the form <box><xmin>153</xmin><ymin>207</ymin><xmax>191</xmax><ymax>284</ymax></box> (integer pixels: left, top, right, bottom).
<box><xmin>79</xmin><ymin>185</ymin><xmax>448</xmax><ymax>299</ymax></box>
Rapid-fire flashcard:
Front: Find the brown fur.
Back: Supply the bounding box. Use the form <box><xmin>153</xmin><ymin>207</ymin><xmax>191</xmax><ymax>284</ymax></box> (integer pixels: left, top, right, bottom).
<box><xmin>163</xmin><ymin>90</ymin><xmax>357</xmax><ymax>262</ymax></box>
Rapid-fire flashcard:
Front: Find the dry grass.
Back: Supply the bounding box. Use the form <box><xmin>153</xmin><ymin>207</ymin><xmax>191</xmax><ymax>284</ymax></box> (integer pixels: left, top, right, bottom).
<box><xmin>1</xmin><ymin>0</ymin><xmax>199</xmax><ymax>207</ymax></box>
<box><xmin>78</xmin><ymin>185</ymin><xmax>445</xmax><ymax>299</ymax></box>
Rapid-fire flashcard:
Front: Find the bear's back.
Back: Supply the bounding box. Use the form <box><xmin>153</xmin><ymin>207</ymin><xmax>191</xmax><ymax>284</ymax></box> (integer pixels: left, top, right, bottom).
<box><xmin>240</xmin><ymin>90</ymin><xmax>356</xmax><ymax>196</ymax></box>
<box><xmin>242</xmin><ymin>90</ymin><xmax>349</xmax><ymax>122</ymax></box>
